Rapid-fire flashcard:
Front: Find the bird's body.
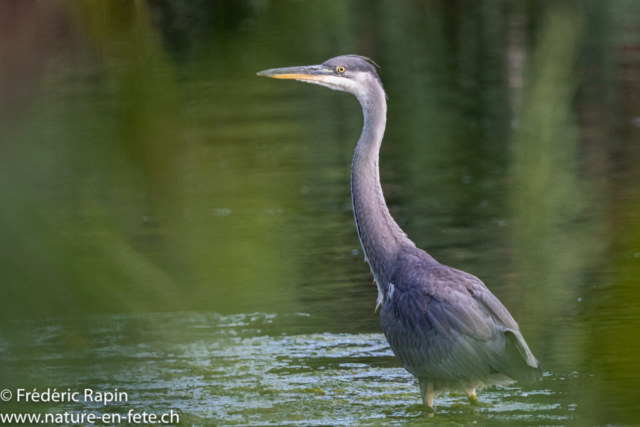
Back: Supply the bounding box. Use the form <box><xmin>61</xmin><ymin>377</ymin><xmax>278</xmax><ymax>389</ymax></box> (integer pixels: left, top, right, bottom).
<box><xmin>380</xmin><ymin>248</ymin><xmax>541</xmax><ymax>402</ymax></box>
<box><xmin>258</xmin><ymin>55</ymin><xmax>542</xmax><ymax>407</ymax></box>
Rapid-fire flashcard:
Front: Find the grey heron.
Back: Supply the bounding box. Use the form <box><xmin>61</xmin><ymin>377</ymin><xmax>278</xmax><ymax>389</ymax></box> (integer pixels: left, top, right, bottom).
<box><xmin>257</xmin><ymin>55</ymin><xmax>542</xmax><ymax>408</ymax></box>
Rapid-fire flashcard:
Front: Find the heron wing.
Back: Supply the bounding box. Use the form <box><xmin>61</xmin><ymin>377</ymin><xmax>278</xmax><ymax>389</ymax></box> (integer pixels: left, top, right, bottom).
<box><xmin>381</xmin><ymin>253</ymin><xmax>542</xmax><ymax>384</ymax></box>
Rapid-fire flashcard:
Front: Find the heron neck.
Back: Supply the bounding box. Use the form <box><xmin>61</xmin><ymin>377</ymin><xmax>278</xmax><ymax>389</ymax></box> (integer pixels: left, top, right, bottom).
<box><xmin>351</xmin><ymin>85</ymin><xmax>414</xmax><ymax>290</ymax></box>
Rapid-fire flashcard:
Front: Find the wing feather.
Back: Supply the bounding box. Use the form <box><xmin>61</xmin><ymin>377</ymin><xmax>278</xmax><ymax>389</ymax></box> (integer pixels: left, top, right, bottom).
<box><xmin>380</xmin><ymin>251</ymin><xmax>542</xmax><ymax>387</ymax></box>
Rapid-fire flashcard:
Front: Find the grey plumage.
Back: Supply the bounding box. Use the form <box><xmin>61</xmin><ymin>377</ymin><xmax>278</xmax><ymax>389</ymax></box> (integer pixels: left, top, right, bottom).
<box><xmin>381</xmin><ymin>247</ymin><xmax>542</xmax><ymax>394</ymax></box>
<box><xmin>257</xmin><ymin>55</ymin><xmax>543</xmax><ymax>407</ymax></box>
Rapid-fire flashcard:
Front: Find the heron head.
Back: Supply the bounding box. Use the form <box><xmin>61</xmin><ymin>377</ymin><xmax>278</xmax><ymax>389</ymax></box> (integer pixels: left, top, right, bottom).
<box><xmin>257</xmin><ymin>55</ymin><xmax>384</xmax><ymax>101</ymax></box>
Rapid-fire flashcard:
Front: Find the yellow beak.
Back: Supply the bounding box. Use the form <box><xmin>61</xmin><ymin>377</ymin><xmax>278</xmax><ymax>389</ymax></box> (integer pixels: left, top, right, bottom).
<box><xmin>256</xmin><ymin>64</ymin><xmax>328</xmax><ymax>82</ymax></box>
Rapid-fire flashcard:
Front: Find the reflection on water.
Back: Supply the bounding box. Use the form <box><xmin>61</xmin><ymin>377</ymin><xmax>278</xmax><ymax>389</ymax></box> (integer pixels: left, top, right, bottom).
<box><xmin>1</xmin><ymin>0</ymin><xmax>640</xmax><ymax>425</ymax></box>
<box><xmin>4</xmin><ymin>312</ymin><xmax>578</xmax><ymax>426</ymax></box>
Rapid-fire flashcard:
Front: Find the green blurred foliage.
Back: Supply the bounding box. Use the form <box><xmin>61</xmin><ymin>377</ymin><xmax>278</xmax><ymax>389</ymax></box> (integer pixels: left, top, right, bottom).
<box><xmin>0</xmin><ymin>0</ymin><xmax>640</xmax><ymax>423</ymax></box>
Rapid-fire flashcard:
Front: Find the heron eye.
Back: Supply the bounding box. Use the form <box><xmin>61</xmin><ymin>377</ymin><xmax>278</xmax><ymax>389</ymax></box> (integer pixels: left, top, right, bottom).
<box><xmin>337</xmin><ymin>66</ymin><xmax>346</xmax><ymax>74</ymax></box>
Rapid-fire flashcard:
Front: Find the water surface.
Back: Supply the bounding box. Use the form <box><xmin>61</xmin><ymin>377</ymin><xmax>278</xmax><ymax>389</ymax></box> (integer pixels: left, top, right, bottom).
<box><xmin>1</xmin><ymin>1</ymin><xmax>640</xmax><ymax>425</ymax></box>
<box><xmin>7</xmin><ymin>312</ymin><xmax>581</xmax><ymax>426</ymax></box>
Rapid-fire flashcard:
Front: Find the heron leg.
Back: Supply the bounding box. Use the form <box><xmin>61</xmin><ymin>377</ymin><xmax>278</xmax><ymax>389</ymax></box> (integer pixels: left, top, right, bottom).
<box><xmin>418</xmin><ymin>378</ymin><xmax>434</xmax><ymax>408</ymax></box>
<box><xmin>467</xmin><ymin>389</ymin><xmax>479</xmax><ymax>406</ymax></box>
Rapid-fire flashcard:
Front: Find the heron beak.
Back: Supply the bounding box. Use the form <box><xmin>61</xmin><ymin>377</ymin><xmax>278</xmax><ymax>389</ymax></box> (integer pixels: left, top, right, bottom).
<box><xmin>256</xmin><ymin>64</ymin><xmax>330</xmax><ymax>82</ymax></box>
